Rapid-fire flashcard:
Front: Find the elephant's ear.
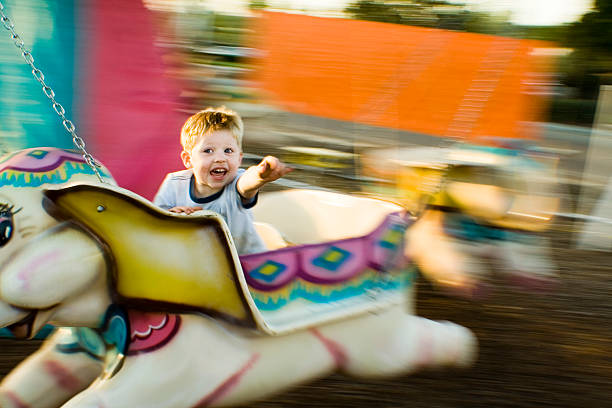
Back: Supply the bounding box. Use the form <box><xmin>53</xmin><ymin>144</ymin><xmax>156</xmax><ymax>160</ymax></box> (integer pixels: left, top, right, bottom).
<box><xmin>44</xmin><ymin>184</ymin><xmax>262</xmax><ymax>330</ymax></box>
<box><xmin>1</xmin><ymin>222</ymin><xmax>106</xmax><ymax>309</ymax></box>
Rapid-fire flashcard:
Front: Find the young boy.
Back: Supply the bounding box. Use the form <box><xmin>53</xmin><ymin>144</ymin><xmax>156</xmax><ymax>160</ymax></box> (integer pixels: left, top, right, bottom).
<box><xmin>154</xmin><ymin>106</ymin><xmax>292</xmax><ymax>254</ymax></box>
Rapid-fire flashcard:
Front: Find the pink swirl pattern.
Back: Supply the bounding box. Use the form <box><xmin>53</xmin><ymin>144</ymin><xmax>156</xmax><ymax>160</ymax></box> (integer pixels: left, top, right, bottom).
<box><xmin>127</xmin><ymin>310</ymin><xmax>181</xmax><ymax>355</ymax></box>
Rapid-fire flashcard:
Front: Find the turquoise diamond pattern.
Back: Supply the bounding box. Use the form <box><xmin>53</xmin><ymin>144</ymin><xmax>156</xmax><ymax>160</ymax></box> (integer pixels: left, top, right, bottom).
<box><xmin>378</xmin><ymin>224</ymin><xmax>404</xmax><ymax>250</ymax></box>
<box><xmin>249</xmin><ymin>260</ymin><xmax>287</xmax><ymax>283</ymax></box>
<box><xmin>312</xmin><ymin>246</ymin><xmax>351</xmax><ymax>271</ymax></box>
<box><xmin>28</xmin><ymin>150</ymin><xmax>49</xmax><ymax>159</ymax></box>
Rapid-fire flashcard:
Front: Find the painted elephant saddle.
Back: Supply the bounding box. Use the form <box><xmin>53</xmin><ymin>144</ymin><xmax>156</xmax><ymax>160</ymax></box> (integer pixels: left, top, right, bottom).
<box><xmin>43</xmin><ymin>183</ymin><xmax>415</xmax><ymax>336</ymax></box>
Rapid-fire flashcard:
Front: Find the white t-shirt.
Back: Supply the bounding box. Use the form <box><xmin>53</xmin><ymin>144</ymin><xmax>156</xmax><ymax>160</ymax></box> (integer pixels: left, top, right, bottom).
<box><xmin>153</xmin><ymin>168</ymin><xmax>267</xmax><ymax>255</ymax></box>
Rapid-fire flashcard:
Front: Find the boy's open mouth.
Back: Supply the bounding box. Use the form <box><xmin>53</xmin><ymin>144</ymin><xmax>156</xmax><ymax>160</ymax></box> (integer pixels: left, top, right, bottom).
<box><xmin>210</xmin><ymin>168</ymin><xmax>228</xmax><ymax>178</ymax></box>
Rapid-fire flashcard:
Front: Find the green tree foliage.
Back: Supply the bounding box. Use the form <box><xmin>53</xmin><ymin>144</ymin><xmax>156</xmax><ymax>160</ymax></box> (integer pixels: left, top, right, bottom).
<box><xmin>249</xmin><ymin>0</ymin><xmax>268</xmax><ymax>10</ymax></box>
<box><xmin>344</xmin><ymin>0</ymin><xmax>514</xmax><ymax>34</ymax></box>
<box><xmin>519</xmin><ymin>25</ymin><xmax>568</xmax><ymax>42</ymax></box>
<box><xmin>562</xmin><ymin>0</ymin><xmax>612</xmax><ymax>99</ymax></box>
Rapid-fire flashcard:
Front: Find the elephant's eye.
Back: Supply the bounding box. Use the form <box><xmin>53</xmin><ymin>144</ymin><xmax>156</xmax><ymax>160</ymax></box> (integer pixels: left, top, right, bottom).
<box><xmin>0</xmin><ymin>204</ymin><xmax>21</xmax><ymax>247</ymax></box>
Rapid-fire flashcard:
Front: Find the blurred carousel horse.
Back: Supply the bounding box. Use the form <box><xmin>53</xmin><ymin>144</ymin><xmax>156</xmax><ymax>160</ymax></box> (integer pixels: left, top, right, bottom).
<box><xmin>0</xmin><ymin>147</ymin><xmax>476</xmax><ymax>408</ymax></box>
<box><xmin>360</xmin><ymin>144</ymin><xmax>560</xmax><ymax>297</ymax></box>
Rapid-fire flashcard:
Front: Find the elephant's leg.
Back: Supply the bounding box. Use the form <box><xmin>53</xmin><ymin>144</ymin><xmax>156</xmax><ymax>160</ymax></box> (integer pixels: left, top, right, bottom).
<box><xmin>315</xmin><ymin>306</ymin><xmax>477</xmax><ymax>378</ymax></box>
<box><xmin>496</xmin><ymin>236</ymin><xmax>557</xmax><ymax>290</ymax></box>
<box><xmin>59</xmin><ymin>315</ymin><xmax>263</xmax><ymax>408</ymax></box>
<box><xmin>60</xmin><ymin>315</ymin><xmax>339</xmax><ymax>408</ymax></box>
<box><xmin>209</xmin><ymin>327</ymin><xmax>338</xmax><ymax>407</ymax></box>
<box><xmin>0</xmin><ymin>328</ymin><xmax>104</xmax><ymax>408</ymax></box>
<box><xmin>407</xmin><ymin>210</ymin><xmax>491</xmax><ymax>297</ymax></box>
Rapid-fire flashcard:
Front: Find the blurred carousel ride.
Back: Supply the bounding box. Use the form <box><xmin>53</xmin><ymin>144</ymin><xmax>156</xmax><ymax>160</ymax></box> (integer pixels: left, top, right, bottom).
<box><xmin>0</xmin><ymin>147</ymin><xmax>478</xmax><ymax>408</ymax></box>
<box><xmin>0</xmin><ymin>144</ymin><xmax>565</xmax><ymax>407</ymax></box>
<box><xmin>359</xmin><ymin>143</ymin><xmax>561</xmax><ymax>297</ymax></box>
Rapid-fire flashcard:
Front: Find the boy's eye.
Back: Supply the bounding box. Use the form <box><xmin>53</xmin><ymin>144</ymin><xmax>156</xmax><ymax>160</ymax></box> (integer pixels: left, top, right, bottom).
<box><xmin>203</xmin><ymin>148</ymin><xmax>213</xmax><ymax>154</ymax></box>
<box><xmin>224</xmin><ymin>148</ymin><xmax>234</xmax><ymax>154</ymax></box>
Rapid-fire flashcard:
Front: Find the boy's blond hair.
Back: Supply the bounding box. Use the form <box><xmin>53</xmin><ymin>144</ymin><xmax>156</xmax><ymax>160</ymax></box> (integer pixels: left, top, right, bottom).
<box><xmin>180</xmin><ymin>106</ymin><xmax>244</xmax><ymax>152</ymax></box>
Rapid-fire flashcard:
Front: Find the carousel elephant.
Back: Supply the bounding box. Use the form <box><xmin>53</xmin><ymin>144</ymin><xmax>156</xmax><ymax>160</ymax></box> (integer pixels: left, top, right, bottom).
<box><xmin>0</xmin><ymin>147</ymin><xmax>476</xmax><ymax>408</ymax></box>
<box><xmin>361</xmin><ymin>144</ymin><xmax>560</xmax><ymax>297</ymax></box>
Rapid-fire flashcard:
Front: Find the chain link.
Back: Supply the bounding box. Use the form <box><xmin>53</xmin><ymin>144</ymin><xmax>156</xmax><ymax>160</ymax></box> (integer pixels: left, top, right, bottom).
<box><xmin>0</xmin><ymin>1</ymin><xmax>105</xmax><ymax>182</ymax></box>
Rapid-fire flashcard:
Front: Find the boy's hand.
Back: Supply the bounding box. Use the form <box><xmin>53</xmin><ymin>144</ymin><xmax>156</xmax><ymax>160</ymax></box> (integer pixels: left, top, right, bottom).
<box><xmin>168</xmin><ymin>206</ymin><xmax>203</xmax><ymax>215</ymax></box>
<box><xmin>256</xmin><ymin>156</ymin><xmax>293</xmax><ymax>183</ymax></box>
<box><xmin>237</xmin><ymin>156</ymin><xmax>293</xmax><ymax>200</ymax></box>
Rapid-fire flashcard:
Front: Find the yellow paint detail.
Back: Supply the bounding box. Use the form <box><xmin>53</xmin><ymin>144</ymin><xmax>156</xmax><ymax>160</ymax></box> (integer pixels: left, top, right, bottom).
<box><xmin>383</xmin><ymin>229</ymin><xmax>402</xmax><ymax>244</ymax></box>
<box><xmin>324</xmin><ymin>250</ymin><xmax>343</xmax><ymax>263</ymax></box>
<box><xmin>50</xmin><ymin>187</ymin><xmax>248</xmax><ymax>322</ymax></box>
<box><xmin>248</xmin><ymin>269</ymin><xmax>397</xmax><ymax>304</ymax></box>
<box><xmin>259</xmin><ymin>264</ymin><xmax>280</xmax><ymax>276</ymax></box>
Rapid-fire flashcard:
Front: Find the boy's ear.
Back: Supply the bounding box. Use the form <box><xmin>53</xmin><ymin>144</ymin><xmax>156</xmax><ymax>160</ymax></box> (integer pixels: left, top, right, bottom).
<box><xmin>239</xmin><ymin>151</ymin><xmax>243</xmax><ymax>165</ymax></box>
<box><xmin>181</xmin><ymin>150</ymin><xmax>192</xmax><ymax>168</ymax></box>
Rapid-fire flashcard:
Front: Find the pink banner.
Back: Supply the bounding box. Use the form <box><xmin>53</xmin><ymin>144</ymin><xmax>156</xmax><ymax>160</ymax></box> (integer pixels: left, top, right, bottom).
<box><xmin>80</xmin><ymin>0</ymin><xmax>186</xmax><ymax>199</ymax></box>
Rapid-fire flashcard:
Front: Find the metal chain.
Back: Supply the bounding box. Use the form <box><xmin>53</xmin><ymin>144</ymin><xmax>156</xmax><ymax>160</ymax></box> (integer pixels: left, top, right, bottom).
<box><xmin>0</xmin><ymin>1</ymin><xmax>105</xmax><ymax>182</ymax></box>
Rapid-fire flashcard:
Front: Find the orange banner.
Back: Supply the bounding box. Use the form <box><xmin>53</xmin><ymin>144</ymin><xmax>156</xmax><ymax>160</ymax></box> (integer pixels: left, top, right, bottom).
<box><xmin>251</xmin><ymin>12</ymin><xmax>554</xmax><ymax>141</ymax></box>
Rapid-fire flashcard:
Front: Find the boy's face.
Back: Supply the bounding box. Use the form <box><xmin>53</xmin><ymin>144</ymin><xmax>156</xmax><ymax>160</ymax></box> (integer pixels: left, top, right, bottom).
<box><xmin>181</xmin><ymin>129</ymin><xmax>243</xmax><ymax>196</ymax></box>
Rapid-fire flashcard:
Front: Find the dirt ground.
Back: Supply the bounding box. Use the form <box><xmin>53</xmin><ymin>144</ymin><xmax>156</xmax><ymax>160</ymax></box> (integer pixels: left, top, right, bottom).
<box><xmin>1</xmin><ymin>145</ymin><xmax>611</xmax><ymax>407</ymax></box>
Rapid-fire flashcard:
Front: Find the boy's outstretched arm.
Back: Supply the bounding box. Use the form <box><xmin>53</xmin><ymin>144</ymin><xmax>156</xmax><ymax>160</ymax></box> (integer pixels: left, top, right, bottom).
<box><xmin>237</xmin><ymin>156</ymin><xmax>292</xmax><ymax>200</ymax></box>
